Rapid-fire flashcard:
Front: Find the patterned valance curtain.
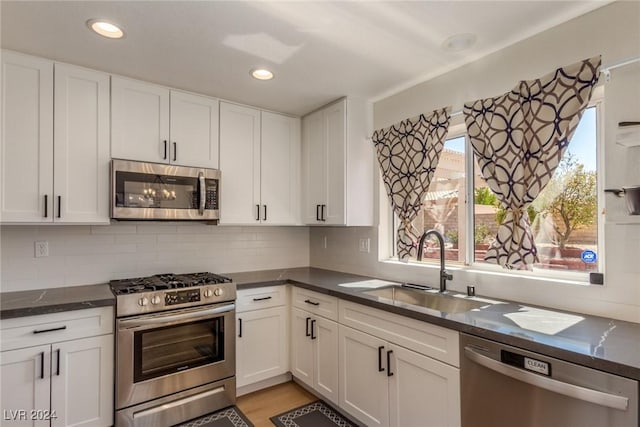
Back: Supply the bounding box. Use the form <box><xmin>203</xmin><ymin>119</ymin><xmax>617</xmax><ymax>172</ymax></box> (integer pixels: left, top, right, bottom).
<box><xmin>464</xmin><ymin>56</ymin><xmax>601</xmax><ymax>270</ymax></box>
<box><xmin>372</xmin><ymin>108</ymin><xmax>451</xmax><ymax>261</ymax></box>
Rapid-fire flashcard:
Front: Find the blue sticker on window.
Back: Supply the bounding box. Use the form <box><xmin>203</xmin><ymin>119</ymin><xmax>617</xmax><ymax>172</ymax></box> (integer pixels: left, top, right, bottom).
<box><xmin>581</xmin><ymin>250</ymin><xmax>597</xmax><ymax>263</ymax></box>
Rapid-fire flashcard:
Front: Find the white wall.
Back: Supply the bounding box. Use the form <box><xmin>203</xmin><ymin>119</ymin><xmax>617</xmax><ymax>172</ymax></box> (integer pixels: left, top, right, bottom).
<box><xmin>311</xmin><ymin>2</ymin><xmax>640</xmax><ymax>323</ymax></box>
<box><xmin>1</xmin><ymin>224</ymin><xmax>309</xmax><ymax>292</ymax></box>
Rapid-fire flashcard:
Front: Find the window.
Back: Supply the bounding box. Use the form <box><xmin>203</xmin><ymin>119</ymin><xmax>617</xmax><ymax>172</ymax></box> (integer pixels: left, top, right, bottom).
<box><xmin>392</xmin><ymin>104</ymin><xmax>601</xmax><ymax>277</ymax></box>
<box><xmin>393</xmin><ymin>134</ymin><xmax>467</xmax><ymax>264</ymax></box>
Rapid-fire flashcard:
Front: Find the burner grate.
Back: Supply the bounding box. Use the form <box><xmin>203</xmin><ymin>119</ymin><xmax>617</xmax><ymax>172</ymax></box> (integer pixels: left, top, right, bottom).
<box><xmin>110</xmin><ymin>272</ymin><xmax>232</xmax><ymax>295</ymax></box>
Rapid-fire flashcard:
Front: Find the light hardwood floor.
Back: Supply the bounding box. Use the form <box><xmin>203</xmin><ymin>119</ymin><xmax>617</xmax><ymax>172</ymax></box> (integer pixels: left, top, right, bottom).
<box><xmin>236</xmin><ymin>381</ymin><xmax>317</xmax><ymax>427</ymax></box>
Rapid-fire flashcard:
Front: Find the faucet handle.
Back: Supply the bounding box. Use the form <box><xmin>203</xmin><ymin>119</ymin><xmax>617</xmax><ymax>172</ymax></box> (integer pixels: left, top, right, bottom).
<box><xmin>443</xmin><ymin>270</ymin><xmax>453</xmax><ymax>280</ymax></box>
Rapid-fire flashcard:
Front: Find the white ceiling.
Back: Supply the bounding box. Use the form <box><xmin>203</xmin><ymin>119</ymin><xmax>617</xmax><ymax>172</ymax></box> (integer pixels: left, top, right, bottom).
<box><xmin>1</xmin><ymin>1</ymin><xmax>611</xmax><ymax>116</ymax></box>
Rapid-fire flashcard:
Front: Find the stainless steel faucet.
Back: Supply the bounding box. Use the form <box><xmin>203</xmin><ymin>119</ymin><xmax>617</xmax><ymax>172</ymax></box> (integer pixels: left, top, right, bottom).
<box><xmin>417</xmin><ymin>229</ymin><xmax>453</xmax><ymax>293</ymax></box>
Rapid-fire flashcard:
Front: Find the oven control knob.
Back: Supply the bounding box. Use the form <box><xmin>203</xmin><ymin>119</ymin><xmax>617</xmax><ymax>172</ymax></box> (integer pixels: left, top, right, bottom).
<box><xmin>151</xmin><ymin>296</ymin><xmax>161</xmax><ymax>305</ymax></box>
<box><xmin>203</xmin><ymin>289</ymin><xmax>214</xmax><ymax>298</ymax></box>
<box><xmin>138</xmin><ymin>297</ymin><xmax>149</xmax><ymax>306</ymax></box>
<box><xmin>214</xmin><ymin>288</ymin><xmax>224</xmax><ymax>297</ymax></box>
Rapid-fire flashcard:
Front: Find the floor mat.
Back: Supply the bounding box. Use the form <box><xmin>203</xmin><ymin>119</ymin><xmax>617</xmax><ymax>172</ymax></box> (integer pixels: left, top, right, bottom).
<box><xmin>175</xmin><ymin>406</ymin><xmax>254</xmax><ymax>427</ymax></box>
<box><xmin>270</xmin><ymin>400</ymin><xmax>357</xmax><ymax>427</ymax></box>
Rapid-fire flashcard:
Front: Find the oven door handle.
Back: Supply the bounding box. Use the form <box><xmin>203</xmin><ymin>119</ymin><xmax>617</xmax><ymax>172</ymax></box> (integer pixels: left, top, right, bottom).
<box><xmin>118</xmin><ymin>303</ymin><xmax>235</xmax><ymax>330</ymax></box>
<box><xmin>133</xmin><ymin>385</ymin><xmax>226</xmax><ymax>420</ymax></box>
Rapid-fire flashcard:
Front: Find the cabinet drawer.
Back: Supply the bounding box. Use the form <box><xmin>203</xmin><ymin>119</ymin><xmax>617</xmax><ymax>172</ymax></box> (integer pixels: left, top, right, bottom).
<box><xmin>292</xmin><ymin>287</ymin><xmax>338</xmax><ymax>321</ymax></box>
<box><xmin>0</xmin><ymin>307</ymin><xmax>114</xmax><ymax>352</ymax></box>
<box><xmin>236</xmin><ymin>286</ymin><xmax>287</xmax><ymax>313</ymax></box>
<box><xmin>339</xmin><ymin>300</ymin><xmax>459</xmax><ymax>367</ymax></box>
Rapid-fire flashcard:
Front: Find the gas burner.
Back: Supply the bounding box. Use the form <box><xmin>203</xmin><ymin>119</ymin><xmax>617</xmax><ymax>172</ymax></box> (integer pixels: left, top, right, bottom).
<box><xmin>184</xmin><ymin>272</ymin><xmax>233</xmax><ymax>285</ymax></box>
<box><xmin>155</xmin><ymin>273</ymin><xmax>178</xmax><ymax>282</ymax></box>
<box><xmin>110</xmin><ymin>272</ymin><xmax>232</xmax><ymax>295</ymax></box>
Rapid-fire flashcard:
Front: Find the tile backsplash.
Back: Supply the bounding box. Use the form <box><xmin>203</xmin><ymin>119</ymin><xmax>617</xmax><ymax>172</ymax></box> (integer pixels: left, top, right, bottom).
<box><xmin>0</xmin><ymin>223</ymin><xmax>310</xmax><ymax>292</ymax></box>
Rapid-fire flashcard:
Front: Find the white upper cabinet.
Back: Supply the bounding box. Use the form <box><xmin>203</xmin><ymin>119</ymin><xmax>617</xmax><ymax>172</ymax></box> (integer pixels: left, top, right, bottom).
<box><xmin>219</xmin><ymin>102</ymin><xmax>300</xmax><ymax>225</ymax></box>
<box><xmin>111</xmin><ymin>77</ymin><xmax>219</xmax><ymax>168</ymax></box>
<box><xmin>261</xmin><ymin>111</ymin><xmax>301</xmax><ymax>225</ymax></box>
<box><xmin>1</xmin><ymin>51</ymin><xmax>54</xmax><ymax>223</ymax></box>
<box><xmin>302</xmin><ymin>109</ymin><xmax>326</xmax><ymax>224</ymax></box>
<box><xmin>54</xmin><ymin>63</ymin><xmax>110</xmax><ymax>223</ymax></box>
<box><xmin>111</xmin><ymin>77</ymin><xmax>170</xmax><ymax>164</ymax></box>
<box><xmin>302</xmin><ymin>97</ymin><xmax>374</xmax><ymax>226</ymax></box>
<box><xmin>324</xmin><ymin>100</ymin><xmax>347</xmax><ymax>224</ymax></box>
<box><xmin>219</xmin><ymin>103</ymin><xmax>261</xmax><ymax>224</ymax></box>
<box><xmin>1</xmin><ymin>51</ymin><xmax>110</xmax><ymax>224</ymax></box>
<box><xmin>169</xmin><ymin>90</ymin><xmax>219</xmax><ymax>168</ymax></box>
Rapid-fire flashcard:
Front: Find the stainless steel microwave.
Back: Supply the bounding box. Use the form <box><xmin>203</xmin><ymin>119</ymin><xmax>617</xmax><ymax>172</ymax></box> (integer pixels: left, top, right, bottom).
<box><xmin>111</xmin><ymin>159</ymin><xmax>220</xmax><ymax>221</ymax></box>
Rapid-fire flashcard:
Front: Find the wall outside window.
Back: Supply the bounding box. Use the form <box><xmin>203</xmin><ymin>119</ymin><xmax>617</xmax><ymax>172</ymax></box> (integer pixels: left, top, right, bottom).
<box><xmin>310</xmin><ymin>2</ymin><xmax>640</xmax><ymax>323</ymax></box>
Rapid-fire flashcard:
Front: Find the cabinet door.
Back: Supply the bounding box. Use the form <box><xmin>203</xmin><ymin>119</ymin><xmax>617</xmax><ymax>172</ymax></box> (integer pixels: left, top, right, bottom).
<box><xmin>1</xmin><ymin>51</ymin><xmax>53</xmax><ymax>222</ymax></box>
<box><xmin>236</xmin><ymin>306</ymin><xmax>288</xmax><ymax>388</ymax></box>
<box><xmin>54</xmin><ymin>64</ymin><xmax>110</xmax><ymax>223</ymax></box>
<box><xmin>111</xmin><ymin>77</ymin><xmax>170</xmax><ymax>163</ymax></box>
<box><xmin>388</xmin><ymin>344</ymin><xmax>461</xmax><ymax>427</ymax></box>
<box><xmin>301</xmin><ymin>109</ymin><xmax>325</xmax><ymax>224</ymax></box>
<box><xmin>169</xmin><ymin>91</ymin><xmax>219</xmax><ymax>168</ymax></box>
<box><xmin>323</xmin><ymin>100</ymin><xmax>346</xmax><ymax>225</ymax></box>
<box><xmin>0</xmin><ymin>345</ymin><xmax>51</xmax><ymax>427</ymax></box>
<box><xmin>51</xmin><ymin>335</ymin><xmax>114</xmax><ymax>427</ymax></box>
<box><xmin>339</xmin><ymin>325</ymin><xmax>389</xmax><ymax>427</ymax></box>
<box><xmin>260</xmin><ymin>112</ymin><xmax>300</xmax><ymax>225</ymax></box>
<box><xmin>290</xmin><ymin>308</ymin><xmax>314</xmax><ymax>388</ymax></box>
<box><xmin>219</xmin><ymin>102</ymin><xmax>261</xmax><ymax>224</ymax></box>
<box><xmin>314</xmin><ymin>316</ymin><xmax>339</xmax><ymax>404</ymax></box>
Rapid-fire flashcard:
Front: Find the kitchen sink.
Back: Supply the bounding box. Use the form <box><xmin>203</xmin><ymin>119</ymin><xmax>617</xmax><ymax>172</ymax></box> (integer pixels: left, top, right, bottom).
<box><xmin>363</xmin><ymin>285</ymin><xmax>486</xmax><ymax>314</ymax></box>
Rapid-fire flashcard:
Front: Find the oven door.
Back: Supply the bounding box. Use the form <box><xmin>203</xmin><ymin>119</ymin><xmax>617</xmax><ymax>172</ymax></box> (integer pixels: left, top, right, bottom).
<box><xmin>116</xmin><ymin>302</ymin><xmax>235</xmax><ymax>409</ymax></box>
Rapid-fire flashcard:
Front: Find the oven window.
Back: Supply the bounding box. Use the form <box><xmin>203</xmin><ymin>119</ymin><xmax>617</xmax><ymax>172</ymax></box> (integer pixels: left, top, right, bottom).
<box><xmin>133</xmin><ymin>317</ymin><xmax>224</xmax><ymax>383</ymax></box>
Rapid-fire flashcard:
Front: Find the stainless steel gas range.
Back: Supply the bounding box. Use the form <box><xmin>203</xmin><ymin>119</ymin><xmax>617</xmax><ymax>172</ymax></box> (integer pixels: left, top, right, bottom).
<box><xmin>110</xmin><ymin>273</ymin><xmax>236</xmax><ymax>427</ymax></box>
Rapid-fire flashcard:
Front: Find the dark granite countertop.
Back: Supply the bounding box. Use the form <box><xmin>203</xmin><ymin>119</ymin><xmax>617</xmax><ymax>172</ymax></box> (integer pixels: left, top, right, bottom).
<box><xmin>0</xmin><ymin>284</ymin><xmax>115</xmax><ymax>319</ymax></box>
<box><xmin>226</xmin><ymin>267</ymin><xmax>640</xmax><ymax>381</ymax></box>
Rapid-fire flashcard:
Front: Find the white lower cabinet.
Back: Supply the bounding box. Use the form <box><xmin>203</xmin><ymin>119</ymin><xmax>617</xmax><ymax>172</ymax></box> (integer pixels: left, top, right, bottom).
<box><xmin>338</xmin><ymin>299</ymin><xmax>461</xmax><ymax>427</ymax></box>
<box><xmin>50</xmin><ymin>336</ymin><xmax>114</xmax><ymax>427</ymax></box>
<box><xmin>0</xmin><ymin>308</ymin><xmax>114</xmax><ymax>427</ymax></box>
<box><xmin>388</xmin><ymin>342</ymin><xmax>461</xmax><ymax>427</ymax></box>
<box><xmin>339</xmin><ymin>325</ymin><xmax>389</xmax><ymax>427</ymax></box>
<box><xmin>1</xmin><ymin>345</ymin><xmax>51</xmax><ymax>427</ymax></box>
<box><xmin>236</xmin><ymin>287</ymin><xmax>289</xmax><ymax>388</ymax></box>
<box><xmin>290</xmin><ymin>307</ymin><xmax>339</xmax><ymax>404</ymax></box>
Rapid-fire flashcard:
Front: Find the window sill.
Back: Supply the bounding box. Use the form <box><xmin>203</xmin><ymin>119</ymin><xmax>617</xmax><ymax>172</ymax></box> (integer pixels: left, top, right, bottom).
<box><xmin>380</xmin><ymin>258</ymin><xmax>593</xmax><ymax>287</ymax></box>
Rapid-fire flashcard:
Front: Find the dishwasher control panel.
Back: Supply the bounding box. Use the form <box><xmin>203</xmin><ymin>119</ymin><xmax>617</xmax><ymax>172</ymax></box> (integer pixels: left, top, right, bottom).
<box><xmin>501</xmin><ymin>349</ymin><xmax>551</xmax><ymax>376</ymax></box>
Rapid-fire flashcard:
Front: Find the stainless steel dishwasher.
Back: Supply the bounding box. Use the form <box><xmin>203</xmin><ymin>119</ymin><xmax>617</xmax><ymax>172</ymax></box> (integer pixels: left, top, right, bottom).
<box><xmin>460</xmin><ymin>333</ymin><xmax>638</xmax><ymax>427</ymax></box>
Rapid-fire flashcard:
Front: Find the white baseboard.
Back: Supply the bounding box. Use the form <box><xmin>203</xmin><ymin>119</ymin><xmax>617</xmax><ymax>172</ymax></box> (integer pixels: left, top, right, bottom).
<box><xmin>236</xmin><ymin>372</ymin><xmax>292</xmax><ymax>396</ymax></box>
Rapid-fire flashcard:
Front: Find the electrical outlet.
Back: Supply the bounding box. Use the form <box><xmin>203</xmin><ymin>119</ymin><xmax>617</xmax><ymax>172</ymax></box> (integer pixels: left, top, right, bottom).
<box><xmin>359</xmin><ymin>238</ymin><xmax>370</xmax><ymax>253</ymax></box>
<box><xmin>35</xmin><ymin>241</ymin><xmax>49</xmax><ymax>258</ymax></box>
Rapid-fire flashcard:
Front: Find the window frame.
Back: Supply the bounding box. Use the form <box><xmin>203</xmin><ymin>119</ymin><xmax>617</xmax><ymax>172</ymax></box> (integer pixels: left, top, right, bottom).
<box><xmin>388</xmin><ymin>90</ymin><xmax>605</xmax><ymax>284</ymax></box>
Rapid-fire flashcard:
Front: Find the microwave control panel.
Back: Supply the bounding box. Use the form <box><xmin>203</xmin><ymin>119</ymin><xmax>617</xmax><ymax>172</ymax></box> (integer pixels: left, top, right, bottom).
<box><xmin>165</xmin><ymin>289</ymin><xmax>201</xmax><ymax>306</ymax></box>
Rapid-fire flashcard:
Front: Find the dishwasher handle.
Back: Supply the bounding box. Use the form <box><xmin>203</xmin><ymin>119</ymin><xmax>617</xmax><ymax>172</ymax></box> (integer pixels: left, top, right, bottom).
<box><xmin>464</xmin><ymin>346</ymin><xmax>629</xmax><ymax>411</ymax></box>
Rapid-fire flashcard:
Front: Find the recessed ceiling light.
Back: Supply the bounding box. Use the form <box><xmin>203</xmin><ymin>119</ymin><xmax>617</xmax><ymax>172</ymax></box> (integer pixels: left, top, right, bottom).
<box><xmin>442</xmin><ymin>33</ymin><xmax>477</xmax><ymax>52</ymax></box>
<box><xmin>87</xmin><ymin>19</ymin><xmax>125</xmax><ymax>39</ymax></box>
<box><xmin>251</xmin><ymin>69</ymin><xmax>274</xmax><ymax>80</ymax></box>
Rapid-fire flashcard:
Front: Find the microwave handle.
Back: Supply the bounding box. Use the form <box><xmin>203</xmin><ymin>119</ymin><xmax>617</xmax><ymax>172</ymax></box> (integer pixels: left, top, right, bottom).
<box><xmin>198</xmin><ymin>172</ymin><xmax>206</xmax><ymax>215</ymax></box>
